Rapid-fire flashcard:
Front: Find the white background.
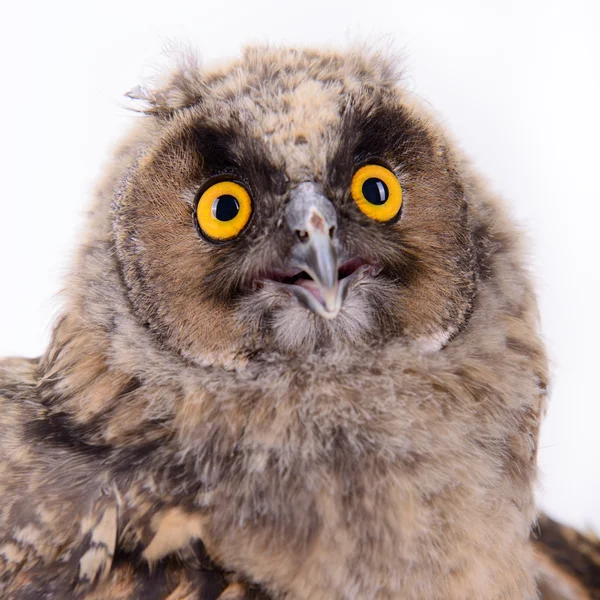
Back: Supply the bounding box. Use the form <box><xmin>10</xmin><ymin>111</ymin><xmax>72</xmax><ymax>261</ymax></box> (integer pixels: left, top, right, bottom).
<box><xmin>0</xmin><ymin>1</ymin><xmax>598</xmax><ymax>530</ymax></box>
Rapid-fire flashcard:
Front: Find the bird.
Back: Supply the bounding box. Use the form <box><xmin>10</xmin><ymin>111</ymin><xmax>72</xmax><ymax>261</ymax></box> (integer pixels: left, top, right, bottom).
<box><xmin>0</xmin><ymin>45</ymin><xmax>597</xmax><ymax>600</ymax></box>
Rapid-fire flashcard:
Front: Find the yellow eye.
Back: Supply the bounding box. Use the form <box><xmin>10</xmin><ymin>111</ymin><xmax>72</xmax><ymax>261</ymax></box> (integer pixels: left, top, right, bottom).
<box><xmin>196</xmin><ymin>180</ymin><xmax>252</xmax><ymax>241</ymax></box>
<box><xmin>350</xmin><ymin>164</ymin><xmax>402</xmax><ymax>222</ymax></box>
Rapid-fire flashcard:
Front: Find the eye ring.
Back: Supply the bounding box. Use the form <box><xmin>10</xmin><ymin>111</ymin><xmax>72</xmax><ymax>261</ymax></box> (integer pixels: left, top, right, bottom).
<box><xmin>350</xmin><ymin>164</ymin><xmax>402</xmax><ymax>222</ymax></box>
<box><xmin>195</xmin><ymin>179</ymin><xmax>252</xmax><ymax>241</ymax></box>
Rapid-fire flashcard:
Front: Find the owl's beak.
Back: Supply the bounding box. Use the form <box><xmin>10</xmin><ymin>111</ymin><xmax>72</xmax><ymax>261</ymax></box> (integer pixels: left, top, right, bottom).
<box><xmin>283</xmin><ymin>183</ymin><xmax>342</xmax><ymax>319</ymax></box>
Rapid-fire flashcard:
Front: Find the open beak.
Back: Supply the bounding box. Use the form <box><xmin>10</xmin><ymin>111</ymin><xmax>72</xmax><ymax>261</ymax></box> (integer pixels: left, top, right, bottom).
<box><xmin>260</xmin><ymin>182</ymin><xmax>375</xmax><ymax>319</ymax></box>
<box><xmin>279</xmin><ymin>182</ymin><xmax>343</xmax><ymax>319</ymax></box>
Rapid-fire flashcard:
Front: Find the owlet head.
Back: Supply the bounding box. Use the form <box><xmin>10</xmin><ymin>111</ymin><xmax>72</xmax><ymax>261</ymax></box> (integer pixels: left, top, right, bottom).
<box><xmin>108</xmin><ymin>47</ymin><xmax>477</xmax><ymax>361</ymax></box>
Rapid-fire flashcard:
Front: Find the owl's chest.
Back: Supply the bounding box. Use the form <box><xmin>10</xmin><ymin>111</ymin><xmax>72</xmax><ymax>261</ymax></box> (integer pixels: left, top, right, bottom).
<box><xmin>177</xmin><ymin>365</ymin><xmax>504</xmax><ymax>535</ymax></box>
<box><xmin>128</xmin><ymin>366</ymin><xmax>535</xmax><ymax>600</ymax></box>
<box><xmin>196</xmin><ymin>428</ymin><xmax>532</xmax><ymax>600</ymax></box>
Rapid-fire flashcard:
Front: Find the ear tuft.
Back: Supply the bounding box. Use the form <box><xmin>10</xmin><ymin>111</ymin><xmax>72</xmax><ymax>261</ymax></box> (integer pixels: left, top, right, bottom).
<box><xmin>125</xmin><ymin>50</ymin><xmax>207</xmax><ymax>118</ymax></box>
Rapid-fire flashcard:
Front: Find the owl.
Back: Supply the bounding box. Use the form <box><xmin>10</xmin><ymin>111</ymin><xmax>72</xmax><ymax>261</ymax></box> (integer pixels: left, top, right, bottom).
<box><xmin>0</xmin><ymin>45</ymin><xmax>597</xmax><ymax>600</ymax></box>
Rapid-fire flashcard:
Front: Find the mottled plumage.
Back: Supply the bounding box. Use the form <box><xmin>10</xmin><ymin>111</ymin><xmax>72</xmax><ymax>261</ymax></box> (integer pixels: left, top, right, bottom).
<box><xmin>0</xmin><ymin>45</ymin><xmax>595</xmax><ymax>599</ymax></box>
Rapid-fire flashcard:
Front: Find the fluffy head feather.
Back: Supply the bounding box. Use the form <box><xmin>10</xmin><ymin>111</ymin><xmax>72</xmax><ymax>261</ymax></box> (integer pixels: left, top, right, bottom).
<box><xmin>111</xmin><ymin>45</ymin><xmax>477</xmax><ymax>360</ymax></box>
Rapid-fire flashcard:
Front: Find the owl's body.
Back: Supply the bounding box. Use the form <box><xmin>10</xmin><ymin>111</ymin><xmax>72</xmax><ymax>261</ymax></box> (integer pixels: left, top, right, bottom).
<box><xmin>0</xmin><ymin>46</ymin><xmax>589</xmax><ymax>600</ymax></box>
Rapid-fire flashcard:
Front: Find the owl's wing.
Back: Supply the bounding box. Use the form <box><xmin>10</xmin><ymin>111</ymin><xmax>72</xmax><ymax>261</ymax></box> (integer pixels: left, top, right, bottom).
<box><xmin>534</xmin><ymin>514</ymin><xmax>600</xmax><ymax>600</ymax></box>
<box><xmin>0</xmin><ymin>358</ymin><xmax>262</xmax><ymax>600</ymax></box>
<box><xmin>84</xmin><ymin>559</ymin><xmax>270</xmax><ymax>600</ymax></box>
<box><xmin>0</xmin><ymin>357</ymin><xmax>116</xmax><ymax>597</ymax></box>
<box><xmin>82</xmin><ymin>553</ymin><xmax>227</xmax><ymax>600</ymax></box>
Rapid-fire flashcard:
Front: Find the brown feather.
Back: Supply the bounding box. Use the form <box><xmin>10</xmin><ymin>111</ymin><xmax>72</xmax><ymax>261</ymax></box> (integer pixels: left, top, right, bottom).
<box><xmin>0</xmin><ymin>44</ymin><xmax>593</xmax><ymax>600</ymax></box>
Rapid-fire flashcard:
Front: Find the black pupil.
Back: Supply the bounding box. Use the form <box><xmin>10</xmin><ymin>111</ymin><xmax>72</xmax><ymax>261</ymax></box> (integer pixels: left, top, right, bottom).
<box><xmin>213</xmin><ymin>195</ymin><xmax>240</xmax><ymax>221</ymax></box>
<box><xmin>362</xmin><ymin>178</ymin><xmax>389</xmax><ymax>205</ymax></box>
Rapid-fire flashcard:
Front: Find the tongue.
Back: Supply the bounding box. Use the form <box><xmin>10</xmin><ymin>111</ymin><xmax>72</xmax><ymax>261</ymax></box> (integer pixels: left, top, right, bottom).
<box><xmin>295</xmin><ymin>278</ymin><xmax>325</xmax><ymax>304</ymax></box>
